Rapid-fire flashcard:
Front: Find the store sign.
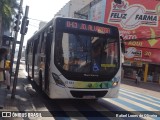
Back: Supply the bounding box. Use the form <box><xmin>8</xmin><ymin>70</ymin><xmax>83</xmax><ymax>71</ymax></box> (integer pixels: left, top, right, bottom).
<box><xmin>2</xmin><ymin>35</ymin><xmax>13</xmax><ymax>47</ymax></box>
<box><xmin>125</xmin><ymin>47</ymin><xmax>142</xmax><ymax>59</ymax></box>
<box><xmin>125</xmin><ymin>46</ymin><xmax>160</xmax><ymax>63</ymax></box>
<box><xmin>104</xmin><ymin>0</ymin><xmax>160</xmax><ymax>49</ymax></box>
<box><xmin>108</xmin><ymin>0</ymin><xmax>159</xmax><ymax>30</ymax></box>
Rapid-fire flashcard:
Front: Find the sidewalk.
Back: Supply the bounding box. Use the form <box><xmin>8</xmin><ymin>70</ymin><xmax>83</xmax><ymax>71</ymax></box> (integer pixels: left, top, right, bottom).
<box><xmin>0</xmin><ymin>84</ymin><xmax>8</xmax><ymax>109</ymax></box>
<box><xmin>0</xmin><ymin>61</ymin><xmax>53</xmax><ymax>120</ymax></box>
<box><xmin>0</xmin><ymin>62</ymin><xmax>33</xmax><ymax>111</ymax></box>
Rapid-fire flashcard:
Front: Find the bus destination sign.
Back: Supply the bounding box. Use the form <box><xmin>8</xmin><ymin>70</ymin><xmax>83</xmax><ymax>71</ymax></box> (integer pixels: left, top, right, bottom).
<box><xmin>66</xmin><ymin>21</ymin><xmax>110</xmax><ymax>34</ymax></box>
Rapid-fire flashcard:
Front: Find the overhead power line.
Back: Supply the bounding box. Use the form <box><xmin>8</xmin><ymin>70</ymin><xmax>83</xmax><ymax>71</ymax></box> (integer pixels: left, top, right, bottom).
<box><xmin>28</xmin><ymin>17</ymin><xmax>47</xmax><ymax>22</ymax></box>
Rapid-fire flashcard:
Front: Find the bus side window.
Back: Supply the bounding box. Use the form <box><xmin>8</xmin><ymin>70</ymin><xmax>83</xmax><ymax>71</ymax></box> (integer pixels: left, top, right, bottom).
<box><xmin>35</xmin><ymin>36</ymin><xmax>40</xmax><ymax>54</ymax></box>
<box><xmin>40</xmin><ymin>32</ymin><xmax>47</xmax><ymax>54</ymax></box>
<box><xmin>29</xmin><ymin>42</ymin><xmax>33</xmax><ymax>54</ymax></box>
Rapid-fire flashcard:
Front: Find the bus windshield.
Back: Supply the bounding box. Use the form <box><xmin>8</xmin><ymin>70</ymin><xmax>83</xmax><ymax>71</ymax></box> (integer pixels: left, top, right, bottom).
<box><xmin>55</xmin><ymin>32</ymin><xmax>119</xmax><ymax>75</ymax></box>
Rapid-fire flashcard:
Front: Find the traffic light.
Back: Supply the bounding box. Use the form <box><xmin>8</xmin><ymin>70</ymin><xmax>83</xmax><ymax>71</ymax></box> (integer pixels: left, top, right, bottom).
<box><xmin>13</xmin><ymin>14</ymin><xmax>21</xmax><ymax>32</ymax></box>
<box><xmin>20</xmin><ymin>17</ymin><xmax>29</xmax><ymax>35</ymax></box>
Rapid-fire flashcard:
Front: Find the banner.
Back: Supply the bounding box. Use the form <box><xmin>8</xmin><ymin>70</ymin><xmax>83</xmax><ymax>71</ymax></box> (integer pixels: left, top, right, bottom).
<box><xmin>124</xmin><ymin>46</ymin><xmax>160</xmax><ymax>63</ymax></box>
<box><xmin>104</xmin><ymin>0</ymin><xmax>160</xmax><ymax>49</ymax></box>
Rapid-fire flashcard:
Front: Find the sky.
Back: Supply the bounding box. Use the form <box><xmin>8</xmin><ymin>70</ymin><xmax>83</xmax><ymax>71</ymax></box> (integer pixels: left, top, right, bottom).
<box><xmin>20</xmin><ymin>0</ymin><xmax>70</xmax><ymax>46</ymax></box>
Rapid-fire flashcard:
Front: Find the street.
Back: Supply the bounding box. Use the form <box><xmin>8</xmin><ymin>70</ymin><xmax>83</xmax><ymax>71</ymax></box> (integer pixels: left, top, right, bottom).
<box><xmin>0</xmin><ymin>61</ymin><xmax>159</xmax><ymax>120</ymax></box>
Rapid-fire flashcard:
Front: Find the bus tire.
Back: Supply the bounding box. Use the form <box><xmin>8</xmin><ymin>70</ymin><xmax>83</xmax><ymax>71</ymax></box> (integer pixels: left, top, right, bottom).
<box><xmin>39</xmin><ymin>70</ymin><xmax>43</xmax><ymax>91</ymax></box>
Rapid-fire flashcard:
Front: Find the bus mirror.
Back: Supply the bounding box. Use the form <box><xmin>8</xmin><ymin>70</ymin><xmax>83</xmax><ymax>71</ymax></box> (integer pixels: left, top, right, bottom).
<box><xmin>120</xmin><ymin>36</ymin><xmax>125</xmax><ymax>54</ymax></box>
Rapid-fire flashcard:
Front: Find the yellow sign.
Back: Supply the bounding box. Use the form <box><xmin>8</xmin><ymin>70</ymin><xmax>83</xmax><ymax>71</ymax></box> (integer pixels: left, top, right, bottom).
<box><xmin>147</xmin><ymin>28</ymin><xmax>158</xmax><ymax>47</ymax></box>
<box><xmin>5</xmin><ymin>60</ymin><xmax>10</xmax><ymax>68</ymax></box>
<box><xmin>101</xmin><ymin>64</ymin><xmax>116</xmax><ymax>67</ymax></box>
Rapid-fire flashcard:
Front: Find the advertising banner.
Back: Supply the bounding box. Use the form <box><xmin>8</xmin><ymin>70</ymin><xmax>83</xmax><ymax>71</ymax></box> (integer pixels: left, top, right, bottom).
<box><xmin>125</xmin><ymin>46</ymin><xmax>160</xmax><ymax>63</ymax></box>
<box><xmin>104</xmin><ymin>0</ymin><xmax>160</xmax><ymax>49</ymax></box>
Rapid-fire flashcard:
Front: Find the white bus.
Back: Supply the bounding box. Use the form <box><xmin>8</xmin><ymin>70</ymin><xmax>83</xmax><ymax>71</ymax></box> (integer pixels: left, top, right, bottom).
<box><xmin>26</xmin><ymin>17</ymin><xmax>123</xmax><ymax>99</ymax></box>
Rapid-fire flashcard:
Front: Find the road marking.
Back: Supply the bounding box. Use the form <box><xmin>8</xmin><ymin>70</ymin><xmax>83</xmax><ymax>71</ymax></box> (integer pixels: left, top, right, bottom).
<box><xmin>120</xmin><ymin>89</ymin><xmax>160</xmax><ymax>104</ymax></box>
<box><xmin>118</xmin><ymin>96</ymin><xmax>159</xmax><ymax>112</ymax></box>
<box><xmin>120</xmin><ymin>92</ymin><xmax>160</xmax><ymax>108</ymax></box>
<box><xmin>103</xmin><ymin>98</ymin><xmax>154</xmax><ymax>120</ymax></box>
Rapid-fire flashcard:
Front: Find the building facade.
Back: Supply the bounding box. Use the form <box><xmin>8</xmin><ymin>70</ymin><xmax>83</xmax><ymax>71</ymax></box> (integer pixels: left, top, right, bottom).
<box><xmin>54</xmin><ymin>0</ymin><xmax>93</xmax><ymax>18</ymax></box>
<box><xmin>39</xmin><ymin>21</ymin><xmax>47</xmax><ymax>30</ymax></box>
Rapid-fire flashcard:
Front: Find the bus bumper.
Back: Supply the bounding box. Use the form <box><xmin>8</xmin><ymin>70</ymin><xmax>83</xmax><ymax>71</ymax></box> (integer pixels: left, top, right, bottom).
<box><xmin>48</xmin><ymin>83</ymin><xmax>120</xmax><ymax>99</ymax></box>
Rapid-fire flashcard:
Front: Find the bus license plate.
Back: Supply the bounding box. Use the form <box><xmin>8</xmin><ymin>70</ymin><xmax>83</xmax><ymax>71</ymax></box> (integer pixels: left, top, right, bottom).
<box><xmin>83</xmin><ymin>96</ymin><xmax>95</xmax><ymax>99</ymax></box>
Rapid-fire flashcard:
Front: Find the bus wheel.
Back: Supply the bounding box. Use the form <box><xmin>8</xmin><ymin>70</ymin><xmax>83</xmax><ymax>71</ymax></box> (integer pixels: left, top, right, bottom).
<box><xmin>28</xmin><ymin>75</ymin><xmax>31</xmax><ymax>81</ymax></box>
<box><xmin>39</xmin><ymin>70</ymin><xmax>43</xmax><ymax>91</ymax></box>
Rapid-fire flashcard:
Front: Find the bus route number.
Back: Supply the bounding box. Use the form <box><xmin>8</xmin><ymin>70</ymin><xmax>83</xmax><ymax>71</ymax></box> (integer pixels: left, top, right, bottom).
<box><xmin>65</xmin><ymin>81</ymin><xmax>74</xmax><ymax>85</ymax></box>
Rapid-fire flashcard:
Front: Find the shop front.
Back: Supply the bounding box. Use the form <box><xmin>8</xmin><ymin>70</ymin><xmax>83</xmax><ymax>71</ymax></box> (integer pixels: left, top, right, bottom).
<box><xmin>123</xmin><ymin>62</ymin><xmax>160</xmax><ymax>84</ymax></box>
<box><xmin>123</xmin><ymin>60</ymin><xmax>144</xmax><ymax>80</ymax></box>
<box><xmin>146</xmin><ymin>64</ymin><xmax>160</xmax><ymax>83</ymax></box>
<box><xmin>123</xmin><ymin>46</ymin><xmax>160</xmax><ymax>84</ymax></box>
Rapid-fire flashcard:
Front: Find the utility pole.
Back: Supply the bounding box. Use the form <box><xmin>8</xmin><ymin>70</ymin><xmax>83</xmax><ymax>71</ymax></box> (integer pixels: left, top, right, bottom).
<box><xmin>10</xmin><ymin>0</ymin><xmax>23</xmax><ymax>77</ymax></box>
<box><xmin>11</xmin><ymin>6</ymin><xmax>29</xmax><ymax>99</ymax></box>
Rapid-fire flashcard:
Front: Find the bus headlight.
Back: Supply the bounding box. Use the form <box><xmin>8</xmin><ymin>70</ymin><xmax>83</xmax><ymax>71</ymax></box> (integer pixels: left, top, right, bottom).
<box><xmin>52</xmin><ymin>73</ymin><xmax>65</xmax><ymax>88</ymax></box>
<box><xmin>112</xmin><ymin>81</ymin><xmax>118</xmax><ymax>87</ymax></box>
<box><xmin>112</xmin><ymin>77</ymin><xmax>120</xmax><ymax>87</ymax></box>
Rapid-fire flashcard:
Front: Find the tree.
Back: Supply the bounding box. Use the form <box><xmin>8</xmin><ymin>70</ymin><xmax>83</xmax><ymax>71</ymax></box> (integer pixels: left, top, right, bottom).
<box><xmin>0</xmin><ymin>0</ymin><xmax>19</xmax><ymax>45</ymax></box>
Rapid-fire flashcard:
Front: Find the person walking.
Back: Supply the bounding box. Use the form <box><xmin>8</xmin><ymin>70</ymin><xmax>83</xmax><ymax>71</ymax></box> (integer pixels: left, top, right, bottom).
<box><xmin>136</xmin><ymin>69</ymin><xmax>142</xmax><ymax>85</ymax></box>
<box><xmin>0</xmin><ymin>47</ymin><xmax>10</xmax><ymax>89</ymax></box>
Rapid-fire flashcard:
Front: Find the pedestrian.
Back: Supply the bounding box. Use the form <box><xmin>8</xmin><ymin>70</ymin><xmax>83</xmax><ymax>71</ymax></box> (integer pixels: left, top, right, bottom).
<box><xmin>5</xmin><ymin>60</ymin><xmax>11</xmax><ymax>90</ymax></box>
<box><xmin>0</xmin><ymin>47</ymin><xmax>10</xmax><ymax>89</ymax></box>
<box><xmin>135</xmin><ymin>69</ymin><xmax>142</xmax><ymax>85</ymax></box>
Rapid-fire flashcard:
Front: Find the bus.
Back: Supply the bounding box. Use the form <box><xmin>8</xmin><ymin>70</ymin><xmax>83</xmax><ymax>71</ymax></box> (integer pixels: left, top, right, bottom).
<box><xmin>26</xmin><ymin>17</ymin><xmax>123</xmax><ymax>99</ymax></box>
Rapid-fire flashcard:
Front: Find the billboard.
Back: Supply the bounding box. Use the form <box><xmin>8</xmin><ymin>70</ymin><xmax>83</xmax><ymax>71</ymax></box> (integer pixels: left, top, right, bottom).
<box><xmin>125</xmin><ymin>46</ymin><xmax>160</xmax><ymax>63</ymax></box>
<box><xmin>104</xmin><ymin>0</ymin><xmax>160</xmax><ymax>49</ymax></box>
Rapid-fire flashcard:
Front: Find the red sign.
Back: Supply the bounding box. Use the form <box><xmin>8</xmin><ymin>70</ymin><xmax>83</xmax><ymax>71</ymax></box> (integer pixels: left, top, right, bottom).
<box><xmin>125</xmin><ymin>46</ymin><xmax>160</xmax><ymax>63</ymax></box>
<box><xmin>104</xmin><ymin>0</ymin><xmax>160</xmax><ymax>49</ymax></box>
